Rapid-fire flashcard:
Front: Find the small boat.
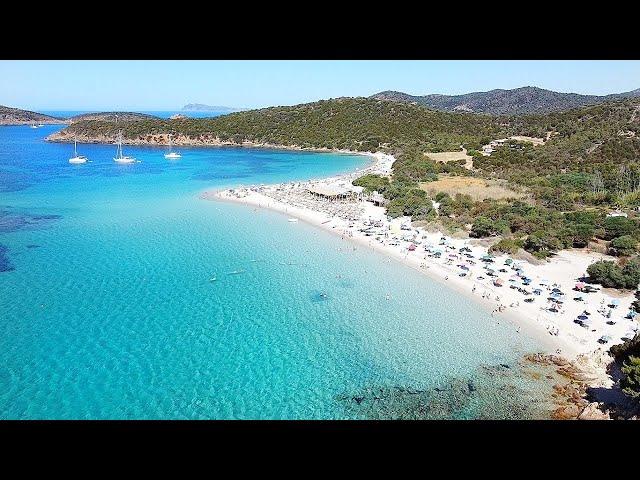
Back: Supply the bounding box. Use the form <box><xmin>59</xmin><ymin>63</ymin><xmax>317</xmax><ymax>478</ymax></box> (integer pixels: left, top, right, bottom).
<box><xmin>288</xmin><ymin>218</ymin><xmax>298</xmax><ymax>223</ymax></box>
<box><xmin>68</xmin><ymin>138</ymin><xmax>88</xmax><ymax>164</ymax></box>
<box><xmin>164</xmin><ymin>135</ymin><xmax>182</xmax><ymax>159</ymax></box>
<box><xmin>209</xmin><ymin>275</ymin><xmax>217</xmax><ymax>282</ymax></box>
<box><xmin>113</xmin><ymin>130</ymin><xmax>136</xmax><ymax>164</ymax></box>
<box><xmin>227</xmin><ymin>269</ymin><xmax>245</xmax><ymax>275</ymax></box>
<box><xmin>30</xmin><ymin>122</ymin><xmax>38</xmax><ymax>129</ymax></box>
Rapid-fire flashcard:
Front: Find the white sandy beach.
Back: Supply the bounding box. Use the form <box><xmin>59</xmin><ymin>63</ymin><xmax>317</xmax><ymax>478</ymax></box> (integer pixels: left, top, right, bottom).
<box><xmin>203</xmin><ymin>152</ymin><xmax>639</xmax><ymax>380</ymax></box>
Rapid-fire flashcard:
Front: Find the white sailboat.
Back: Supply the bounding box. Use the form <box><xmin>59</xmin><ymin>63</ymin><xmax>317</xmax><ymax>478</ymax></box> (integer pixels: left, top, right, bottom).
<box><xmin>164</xmin><ymin>135</ymin><xmax>181</xmax><ymax>159</ymax></box>
<box><xmin>113</xmin><ymin>130</ymin><xmax>136</xmax><ymax>164</ymax></box>
<box><xmin>68</xmin><ymin>138</ymin><xmax>88</xmax><ymax>164</ymax></box>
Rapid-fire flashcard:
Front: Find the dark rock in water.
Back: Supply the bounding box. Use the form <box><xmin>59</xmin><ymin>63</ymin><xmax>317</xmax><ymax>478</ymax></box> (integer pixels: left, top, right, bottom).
<box><xmin>335</xmin><ymin>356</ymin><xmax>561</xmax><ymax>419</ymax></box>
<box><xmin>26</xmin><ymin>244</ymin><xmax>40</xmax><ymax>249</ymax></box>
<box><xmin>0</xmin><ymin>245</ymin><xmax>15</xmax><ymax>272</ymax></box>
<box><xmin>0</xmin><ymin>209</ymin><xmax>62</xmax><ymax>233</ymax></box>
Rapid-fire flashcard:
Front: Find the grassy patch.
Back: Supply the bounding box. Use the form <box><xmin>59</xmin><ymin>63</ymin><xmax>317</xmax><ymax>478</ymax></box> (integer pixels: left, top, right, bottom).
<box><xmin>420</xmin><ymin>175</ymin><xmax>527</xmax><ymax>202</ymax></box>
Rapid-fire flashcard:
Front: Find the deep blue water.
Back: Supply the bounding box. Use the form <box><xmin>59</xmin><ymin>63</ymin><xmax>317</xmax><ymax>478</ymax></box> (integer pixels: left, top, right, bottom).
<box><xmin>0</xmin><ymin>125</ymin><xmax>553</xmax><ymax>419</ymax></box>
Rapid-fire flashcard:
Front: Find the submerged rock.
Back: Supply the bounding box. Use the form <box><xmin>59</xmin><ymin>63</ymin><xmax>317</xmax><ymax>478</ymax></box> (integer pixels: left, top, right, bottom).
<box><xmin>0</xmin><ymin>245</ymin><xmax>15</xmax><ymax>272</ymax></box>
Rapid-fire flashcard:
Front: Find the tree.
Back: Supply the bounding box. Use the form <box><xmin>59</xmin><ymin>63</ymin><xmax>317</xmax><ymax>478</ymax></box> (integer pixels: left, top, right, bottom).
<box><xmin>470</xmin><ymin>217</ymin><xmax>507</xmax><ymax>238</ymax></box>
<box><xmin>621</xmin><ymin>356</ymin><xmax>640</xmax><ymax>398</ymax></box>
<box><xmin>523</xmin><ymin>231</ymin><xmax>562</xmax><ymax>257</ymax></box>
<box><xmin>586</xmin><ymin>261</ymin><xmax>626</xmax><ymax>288</ymax></box>
<box><xmin>603</xmin><ymin>216</ymin><xmax>636</xmax><ymax>240</ymax></box>
<box><xmin>586</xmin><ymin>258</ymin><xmax>640</xmax><ymax>289</ymax></box>
<box><xmin>353</xmin><ymin>174</ymin><xmax>389</xmax><ymax>193</ymax></box>
<box><xmin>571</xmin><ymin>223</ymin><xmax>595</xmax><ymax>248</ymax></box>
<box><xmin>609</xmin><ymin>235</ymin><xmax>638</xmax><ymax>256</ymax></box>
<box><xmin>622</xmin><ymin>259</ymin><xmax>640</xmax><ymax>289</ymax></box>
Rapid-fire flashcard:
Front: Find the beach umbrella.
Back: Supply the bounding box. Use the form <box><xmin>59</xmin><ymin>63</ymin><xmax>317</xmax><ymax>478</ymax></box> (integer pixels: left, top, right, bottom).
<box><xmin>611</xmin><ymin>299</ymin><xmax>620</xmax><ymax>306</ymax></box>
<box><xmin>575</xmin><ymin>282</ymin><xmax>585</xmax><ymax>290</ymax></box>
<box><xmin>504</xmin><ymin>258</ymin><xmax>513</xmax><ymax>265</ymax></box>
<box><xmin>540</xmin><ymin>279</ymin><xmax>549</xmax><ymax>285</ymax></box>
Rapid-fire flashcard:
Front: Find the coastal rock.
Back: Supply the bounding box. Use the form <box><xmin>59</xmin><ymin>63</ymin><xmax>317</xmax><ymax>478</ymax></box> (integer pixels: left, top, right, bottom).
<box><xmin>577</xmin><ymin>402</ymin><xmax>610</xmax><ymax>420</ymax></box>
<box><xmin>552</xmin><ymin>404</ymin><xmax>580</xmax><ymax>419</ymax></box>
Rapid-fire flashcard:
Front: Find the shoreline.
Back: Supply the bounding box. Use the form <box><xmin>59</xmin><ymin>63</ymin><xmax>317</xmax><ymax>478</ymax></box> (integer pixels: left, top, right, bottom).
<box><xmin>201</xmin><ymin>151</ymin><xmax>639</xmax><ymax>412</ymax></box>
<box><xmin>207</xmin><ymin>185</ymin><xmax>573</xmax><ymax>358</ymax></box>
<box><xmin>45</xmin><ymin>130</ymin><xmax>380</xmax><ymax>157</ymax></box>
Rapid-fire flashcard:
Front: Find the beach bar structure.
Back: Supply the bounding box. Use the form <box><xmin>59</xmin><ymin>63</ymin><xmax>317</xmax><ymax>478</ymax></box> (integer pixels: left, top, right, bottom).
<box><xmin>307</xmin><ymin>184</ymin><xmax>365</xmax><ymax>202</ymax></box>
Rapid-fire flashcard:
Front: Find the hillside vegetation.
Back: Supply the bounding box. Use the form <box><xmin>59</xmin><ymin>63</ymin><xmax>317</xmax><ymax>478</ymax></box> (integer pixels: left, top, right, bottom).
<box><xmin>371</xmin><ymin>86</ymin><xmax>640</xmax><ymax>115</ymax></box>
<box><xmin>52</xmin><ymin>96</ymin><xmax>640</xmax><ymax>275</ymax></box>
<box><xmin>0</xmin><ymin>105</ymin><xmax>66</xmax><ymax>125</ymax></box>
<box><xmin>54</xmin><ymin>97</ymin><xmax>511</xmax><ymax>152</ymax></box>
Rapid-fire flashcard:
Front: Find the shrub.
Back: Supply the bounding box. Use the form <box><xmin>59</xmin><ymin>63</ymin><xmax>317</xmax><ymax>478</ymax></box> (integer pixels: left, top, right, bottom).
<box><xmin>621</xmin><ymin>356</ymin><xmax>640</xmax><ymax>398</ymax></box>
<box><xmin>586</xmin><ymin>258</ymin><xmax>640</xmax><ymax>289</ymax></box>
<box><xmin>609</xmin><ymin>235</ymin><xmax>638</xmax><ymax>256</ymax></box>
<box><xmin>470</xmin><ymin>216</ymin><xmax>508</xmax><ymax>238</ymax></box>
<box><xmin>603</xmin><ymin>216</ymin><xmax>636</xmax><ymax>240</ymax></box>
<box><xmin>523</xmin><ymin>231</ymin><xmax>562</xmax><ymax>257</ymax></box>
<box><xmin>489</xmin><ymin>238</ymin><xmax>523</xmax><ymax>255</ymax></box>
<box><xmin>353</xmin><ymin>174</ymin><xmax>389</xmax><ymax>193</ymax></box>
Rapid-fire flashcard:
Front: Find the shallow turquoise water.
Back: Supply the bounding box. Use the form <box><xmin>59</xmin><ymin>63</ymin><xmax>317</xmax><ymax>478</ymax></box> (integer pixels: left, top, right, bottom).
<box><xmin>0</xmin><ymin>126</ymin><xmax>550</xmax><ymax>419</ymax></box>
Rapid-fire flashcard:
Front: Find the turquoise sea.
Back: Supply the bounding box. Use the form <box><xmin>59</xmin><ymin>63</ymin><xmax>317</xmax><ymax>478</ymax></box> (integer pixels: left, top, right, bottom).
<box><xmin>0</xmin><ymin>125</ymin><xmax>557</xmax><ymax>419</ymax></box>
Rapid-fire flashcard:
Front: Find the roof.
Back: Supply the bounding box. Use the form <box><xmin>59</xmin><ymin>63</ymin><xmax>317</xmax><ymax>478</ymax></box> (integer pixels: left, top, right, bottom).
<box><xmin>308</xmin><ymin>185</ymin><xmax>348</xmax><ymax>196</ymax></box>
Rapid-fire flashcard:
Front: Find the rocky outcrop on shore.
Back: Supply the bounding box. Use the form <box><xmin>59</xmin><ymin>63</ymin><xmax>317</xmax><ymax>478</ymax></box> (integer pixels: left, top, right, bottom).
<box><xmin>524</xmin><ymin>352</ymin><xmax>612</xmax><ymax>420</ymax></box>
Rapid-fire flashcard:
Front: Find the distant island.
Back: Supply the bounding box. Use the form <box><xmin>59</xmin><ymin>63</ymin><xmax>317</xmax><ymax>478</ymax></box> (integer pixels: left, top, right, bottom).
<box><xmin>0</xmin><ymin>106</ymin><xmax>161</xmax><ymax>125</ymax></box>
<box><xmin>371</xmin><ymin>86</ymin><xmax>640</xmax><ymax>115</ymax></box>
<box><xmin>67</xmin><ymin>112</ymin><xmax>160</xmax><ymax>123</ymax></box>
<box><xmin>182</xmin><ymin>103</ymin><xmax>244</xmax><ymax>113</ymax></box>
<box><xmin>0</xmin><ymin>105</ymin><xmax>66</xmax><ymax>125</ymax></box>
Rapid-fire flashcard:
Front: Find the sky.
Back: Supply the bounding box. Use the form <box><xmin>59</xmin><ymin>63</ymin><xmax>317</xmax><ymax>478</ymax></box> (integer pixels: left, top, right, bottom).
<box><xmin>1</xmin><ymin>60</ymin><xmax>639</xmax><ymax>111</ymax></box>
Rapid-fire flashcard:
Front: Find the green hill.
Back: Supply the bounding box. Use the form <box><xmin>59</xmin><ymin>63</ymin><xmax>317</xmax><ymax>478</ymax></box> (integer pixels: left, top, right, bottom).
<box><xmin>0</xmin><ymin>105</ymin><xmax>66</xmax><ymax>125</ymax></box>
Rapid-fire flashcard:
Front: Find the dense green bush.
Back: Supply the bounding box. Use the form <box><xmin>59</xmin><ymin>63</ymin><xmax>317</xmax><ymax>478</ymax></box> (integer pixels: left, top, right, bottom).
<box><xmin>586</xmin><ymin>258</ymin><xmax>640</xmax><ymax>289</ymax></box>
<box><xmin>621</xmin><ymin>356</ymin><xmax>640</xmax><ymax>398</ymax></box>
<box><xmin>609</xmin><ymin>235</ymin><xmax>638</xmax><ymax>256</ymax></box>
<box><xmin>610</xmin><ymin>333</ymin><xmax>640</xmax><ymax>400</ymax></box>
<box><xmin>352</xmin><ymin>174</ymin><xmax>389</xmax><ymax>193</ymax></box>
<box><xmin>523</xmin><ymin>232</ymin><xmax>563</xmax><ymax>258</ymax></box>
<box><xmin>489</xmin><ymin>238</ymin><xmax>523</xmax><ymax>254</ymax></box>
<box><xmin>603</xmin><ymin>216</ymin><xmax>637</xmax><ymax>241</ymax></box>
<box><xmin>470</xmin><ymin>216</ymin><xmax>508</xmax><ymax>238</ymax></box>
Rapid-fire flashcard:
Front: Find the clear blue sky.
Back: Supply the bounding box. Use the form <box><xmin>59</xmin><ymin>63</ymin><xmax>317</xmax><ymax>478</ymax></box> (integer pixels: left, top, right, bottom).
<box><xmin>1</xmin><ymin>60</ymin><xmax>639</xmax><ymax>111</ymax></box>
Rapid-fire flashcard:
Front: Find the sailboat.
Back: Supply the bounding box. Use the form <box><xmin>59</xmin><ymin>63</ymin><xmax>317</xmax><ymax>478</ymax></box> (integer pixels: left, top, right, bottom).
<box><xmin>68</xmin><ymin>138</ymin><xmax>88</xmax><ymax>164</ymax></box>
<box><xmin>113</xmin><ymin>130</ymin><xmax>136</xmax><ymax>164</ymax></box>
<box><xmin>164</xmin><ymin>135</ymin><xmax>181</xmax><ymax>159</ymax></box>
